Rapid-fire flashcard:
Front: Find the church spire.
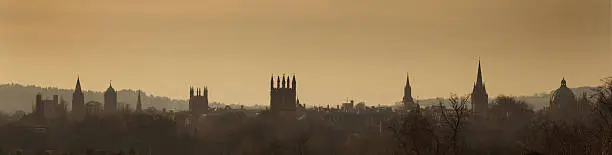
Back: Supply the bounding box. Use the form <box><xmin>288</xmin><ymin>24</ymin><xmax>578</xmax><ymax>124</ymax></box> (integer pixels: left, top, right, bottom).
<box><xmin>476</xmin><ymin>60</ymin><xmax>483</xmax><ymax>86</ymax></box>
<box><xmin>403</xmin><ymin>73</ymin><xmax>414</xmax><ymax>104</ymax></box>
<box><xmin>405</xmin><ymin>73</ymin><xmax>411</xmax><ymax>88</ymax></box>
<box><xmin>75</xmin><ymin>76</ymin><xmax>82</xmax><ymax>93</ymax></box>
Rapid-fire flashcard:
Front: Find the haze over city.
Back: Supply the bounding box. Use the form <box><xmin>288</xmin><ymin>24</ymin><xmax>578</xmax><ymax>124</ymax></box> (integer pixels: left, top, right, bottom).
<box><xmin>1</xmin><ymin>0</ymin><xmax>610</xmax><ymax>106</ymax></box>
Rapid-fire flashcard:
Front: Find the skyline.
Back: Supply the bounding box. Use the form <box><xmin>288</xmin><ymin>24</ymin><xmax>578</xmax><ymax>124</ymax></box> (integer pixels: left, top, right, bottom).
<box><xmin>1</xmin><ymin>0</ymin><xmax>611</xmax><ymax>105</ymax></box>
<box><xmin>0</xmin><ymin>64</ymin><xmax>605</xmax><ymax>105</ymax></box>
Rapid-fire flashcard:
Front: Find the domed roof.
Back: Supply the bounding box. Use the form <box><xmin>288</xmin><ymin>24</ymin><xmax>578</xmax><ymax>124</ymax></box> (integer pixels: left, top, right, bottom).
<box><xmin>551</xmin><ymin>78</ymin><xmax>577</xmax><ymax>107</ymax></box>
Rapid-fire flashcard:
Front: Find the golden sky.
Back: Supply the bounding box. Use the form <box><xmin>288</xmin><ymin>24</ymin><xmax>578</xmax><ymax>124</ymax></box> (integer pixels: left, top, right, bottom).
<box><xmin>0</xmin><ymin>0</ymin><xmax>610</xmax><ymax>106</ymax></box>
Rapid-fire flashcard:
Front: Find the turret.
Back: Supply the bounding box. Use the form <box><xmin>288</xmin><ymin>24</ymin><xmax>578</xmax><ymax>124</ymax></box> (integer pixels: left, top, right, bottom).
<box><xmin>282</xmin><ymin>74</ymin><xmax>286</xmax><ymax>88</ymax></box>
<box><xmin>203</xmin><ymin>87</ymin><xmax>208</xmax><ymax>97</ymax></box>
<box><xmin>286</xmin><ymin>76</ymin><xmax>290</xmax><ymax>88</ymax></box>
<box><xmin>292</xmin><ymin>75</ymin><xmax>296</xmax><ymax>89</ymax></box>
<box><xmin>270</xmin><ymin>75</ymin><xmax>275</xmax><ymax>89</ymax></box>
<box><xmin>276</xmin><ymin>76</ymin><xmax>280</xmax><ymax>88</ymax></box>
<box><xmin>190</xmin><ymin>87</ymin><xmax>194</xmax><ymax>97</ymax></box>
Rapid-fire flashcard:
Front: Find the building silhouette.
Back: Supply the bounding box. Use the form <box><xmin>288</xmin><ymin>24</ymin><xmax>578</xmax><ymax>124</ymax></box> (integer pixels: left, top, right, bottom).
<box><xmin>71</xmin><ymin>77</ymin><xmax>85</xmax><ymax>120</ymax></box>
<box><xmin>189</xmin><ymin>86</ymin><xmax>209</xmax><ymax>117</ymax></box>
<box><xmin>270</xmin><ymin>74</ymin><xmax>297</xmax><ymax>118</ymax></box>
<box><xmin>549</xmin><ymin>78</ymin><xmax>581</xmax><ymax>119</ymax></box>
<box><xmin>402</xmin><ymin>74</ymin><xmax>416</xmax><ymax>111</ymax></box>
<box><xmin>471</xmin><ymin>60</ymin><xmax>489</xmax><ymax>117</ymax></box>
<box><xmin>34</xmin><ymin>94</ymin><xmax>67</xmax><ymax>120</ymax></box>
<box><xmin>104</xmin><ymin>82</ymin><xmax>117</xmax><ymax>114</ymax></box>
<box><xmin>85</xmin><ymin>101</ymin><xmax>103</xmax><ymax>116</ymax></box>
<box><xmin>136</xmin><ymin>90</ymin><xmax>143</xmax><ymax>112</ymax></box>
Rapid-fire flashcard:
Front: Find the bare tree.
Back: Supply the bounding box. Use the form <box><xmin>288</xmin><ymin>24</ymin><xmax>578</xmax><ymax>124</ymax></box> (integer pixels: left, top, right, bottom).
<box><xmin>438</xmin><ymin>94</ymin><xmax>470</xmax><ymax>155</ymax></box>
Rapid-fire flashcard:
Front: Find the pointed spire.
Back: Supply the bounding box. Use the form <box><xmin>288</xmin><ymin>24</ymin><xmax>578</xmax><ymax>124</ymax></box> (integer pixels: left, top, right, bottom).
<box><xmin>277</xmin><ymin>76</ymin><xmax>281</xmax><ymax>88</ymax></box>
<box><xmin>286</xmin><ymin>76</ymin><xmax>290</xmax><ymax>88</ymax></box>
<box><xmin>476</xmin><ymin>60</ymin><xmax>483</xmax><ymax>86</ymax></box>
<box><xmin>282</xmin><ymin>74</ymin><xmax>286</xmax><ymax>88</ymax></box>
<box><xmin>292</xmin><ymin>75</ymin><xmax>296</xmax><ymax>89</ymax></box>
<box><xmin>405</xmin><ymin>73</ymin><xmax>411</xmax><ymax>88</ymax></box>
<box><xmin>75</xmin><ymin>76</ymin><xmax>82</xmax><ymax>93</ymax></box>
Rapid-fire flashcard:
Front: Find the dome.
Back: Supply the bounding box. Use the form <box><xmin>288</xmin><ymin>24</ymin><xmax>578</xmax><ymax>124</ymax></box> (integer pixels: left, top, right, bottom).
<box><xmin>550</xmin><ymin>78</ymin><xmax>577</xmax><ymax>107</ymax></box>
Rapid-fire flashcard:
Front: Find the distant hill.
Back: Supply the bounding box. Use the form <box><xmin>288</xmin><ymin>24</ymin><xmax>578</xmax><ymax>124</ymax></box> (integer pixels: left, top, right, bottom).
<box><xmin>0</xmin><ymin>83</ymin><xmax>188</xmax><ymax>112</ymax></box>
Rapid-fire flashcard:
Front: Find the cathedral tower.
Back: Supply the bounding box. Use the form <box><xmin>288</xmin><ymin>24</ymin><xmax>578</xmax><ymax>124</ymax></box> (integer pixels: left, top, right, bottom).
<box><xmin>471</xmin><ymin>60</ymin><xmax>489</xmax><ymax>117</ymax></box>
<box><xmin>189</xmin><ymin>86</ymin><xmax>209</xmax><ymax>116</ymax></box>
<box><xmin>270</xmin><ymin>74</ymin><xmax>298</xmax><ymax>118</ymax></box>
<box><xmin>72</xmin><ymin>77</ymin><xmax>85</xmax><ymax>120</ymax></box>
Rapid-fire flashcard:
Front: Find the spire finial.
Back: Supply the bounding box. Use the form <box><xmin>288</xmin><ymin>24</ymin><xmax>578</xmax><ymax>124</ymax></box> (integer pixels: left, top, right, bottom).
<box><xmin>109</xmin><ymin>80</ymin><xmax>112</xmax><ymax>88</ymax></box>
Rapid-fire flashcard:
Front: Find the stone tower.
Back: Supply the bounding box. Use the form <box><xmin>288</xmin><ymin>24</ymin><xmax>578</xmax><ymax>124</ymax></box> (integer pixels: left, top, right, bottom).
<box><xmin>270</xmin><ymin>74</ymin><xmax>298</xmax><ymax>118</ymax></box>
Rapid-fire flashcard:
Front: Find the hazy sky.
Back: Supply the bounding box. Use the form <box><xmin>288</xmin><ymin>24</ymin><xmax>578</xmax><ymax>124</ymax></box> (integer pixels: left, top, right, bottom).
<box><xmin>0</xmin><ymin>0</ymin><xmax>610</xmax><ymax>106</ymax></box>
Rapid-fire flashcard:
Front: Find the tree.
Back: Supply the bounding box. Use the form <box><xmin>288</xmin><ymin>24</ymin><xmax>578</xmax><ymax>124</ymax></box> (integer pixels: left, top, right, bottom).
<box><xmin>438</xmin><ymin>94</ymin><xmax>470</xmax><ymax>155</ymax></box>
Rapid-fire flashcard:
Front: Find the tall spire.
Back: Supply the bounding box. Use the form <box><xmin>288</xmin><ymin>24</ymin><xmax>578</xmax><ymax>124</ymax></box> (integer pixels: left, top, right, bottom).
<box><xmin>75</xmin><ymin>76</ymin><xmax>82</xmax><ymax>93</ymax></box>
<box><xmin>471</xmin><ymin>59</ymin><xmax>489</xmax><ymax>117</ymax></box>
<box><xmin>403</xmin><ymin>73</ymin><xmax>414</xmax><ymax>104</ymax></box>
<box><xmin>476</xmin><ymin>60</ymin><xmax>483</xmax><ymax>86</ymax></box>
<box><xmin>405</xmin><ymin>73</ymin><xmax>411</xmax><ymax>88</ymax></box>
